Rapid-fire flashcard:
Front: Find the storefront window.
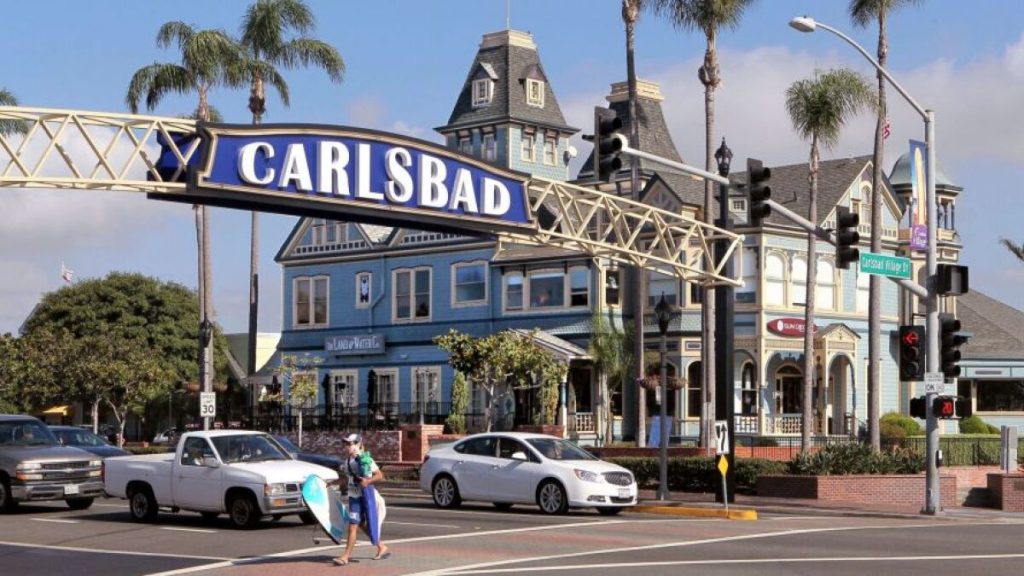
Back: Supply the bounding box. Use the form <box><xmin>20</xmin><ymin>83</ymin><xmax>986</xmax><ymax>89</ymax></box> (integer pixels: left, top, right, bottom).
<box><xmin>976</xmin><ymin>380</ymin><xmax>1024</xmax><ymax>412</ymax></box>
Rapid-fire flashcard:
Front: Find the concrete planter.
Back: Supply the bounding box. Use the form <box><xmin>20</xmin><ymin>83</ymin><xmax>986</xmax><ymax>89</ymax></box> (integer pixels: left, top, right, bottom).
<box><xmin>758</xmin><ymin>474</ymin><xmax>957</xmax><ymax>508</ymax></box>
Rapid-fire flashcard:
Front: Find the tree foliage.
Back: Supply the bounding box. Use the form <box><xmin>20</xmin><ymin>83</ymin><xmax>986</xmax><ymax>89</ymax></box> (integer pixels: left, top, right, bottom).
<box><xmin>446</xmin><ymin>371</ymin><xmax>469</xmax><ymax>435</ymax></box>
<box><xmin>435</xmin><ymin>329</ymin><xmax>567</xmax><ymax>431</ymax></box>
<box><xmin>589</xmin><ymin>311</ymin><xmax>634</xmax><ymax>443</ymax></box>
<box><xmin>0</xmin><ymin>87</ymin><xmax>29</xmax><ymax>136</ymax></box>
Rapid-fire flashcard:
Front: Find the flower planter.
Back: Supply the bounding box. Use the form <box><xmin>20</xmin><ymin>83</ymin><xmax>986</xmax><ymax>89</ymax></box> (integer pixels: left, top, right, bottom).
<box><xmin>757</xmin><ymin>474</ymin><xmax>957</xmax><ymax>508</ymax></box>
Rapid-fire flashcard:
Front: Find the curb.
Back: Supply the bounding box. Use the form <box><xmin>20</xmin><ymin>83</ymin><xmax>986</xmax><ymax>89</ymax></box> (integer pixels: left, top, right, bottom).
<box><xmin>631</xmin><ymin>504</ymin><xmax>757</xmax><ymax>520</ymax></box>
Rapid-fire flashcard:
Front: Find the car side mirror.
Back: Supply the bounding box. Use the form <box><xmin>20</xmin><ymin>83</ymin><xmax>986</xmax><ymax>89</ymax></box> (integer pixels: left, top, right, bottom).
<box><xmin>204</xmin><ymin>458</ymin><xmax>221</xmax><ymax>469</ymax></box>
<box><xmin>511</xmin><ymin>451</ymin><xmax>528</xmax><ymax>461</ymax></box>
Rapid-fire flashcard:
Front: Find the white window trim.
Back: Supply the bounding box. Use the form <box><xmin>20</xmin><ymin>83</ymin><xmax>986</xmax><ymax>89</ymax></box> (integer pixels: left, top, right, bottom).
<box><xmin>764</xmin><ymin>251</ymin><xmax>786</xmax><ymax>308</ymax></box>
<box><xmin>451</xmin><ymin>260</ymin><xmax>489</xmax><ymax>307</ymax></box>
<box><xmin>603</xmin><ymin>266</ymin><xmax>621</xmax><ymax>308</ymax></box>
<box><xmin>458</xmin><ymin>136</ymin><xmax>473</xmax><ymax>156</ymax></box>
<box><xmin>330</xmin><ymin>369</ymin><xmax>359</xmax><ymax>407</ymax></box>
<box><xmin>816</xmin><ymin>257</ymin><xmax>836</xmax><ymax>311</ymax></box>
<box><xmin>373</xmin><ymin>368</ymin><xmax>400</xmax><ymax>405</ymax></box>
<box><xmin>472</xmin><ymin>78</ymin><xmax>492</xmax><ymax>107</ymax></box>
<box><xmin>355</xmin><ymin>271</ymin><xmax>373</xmax><ymax>309</ymax></box>
<box><xmin>411</xmin><ymin>365</ymin><xmax>442</xmax><ymax>406</ymax></box>
<box><xmin>542</xmin><ymin>138</ymin><xmax>556</xmax><ymax>166</ymax></box>
<box><xmin>292</xmin><ymin>275</ymin><xmax>329</xmax><ymax>329</ymax></box>
<box><xmin>482</xmin><ymin>133</ymin><xmax>497</xmax><ymax>162</ymax></box>
<box><xmin>503</xmin><ymin>272</ymin><xmax>524</xmax><ymax>312</ymax></box>
<box><xmin>568</xmin><ymin>265</ymin><xmax>590</xmax><ymax>308</ymax></box>
<box><xmin>791</xmin><ymin>254</ymin><xmax>808</xmax><ymax>308</ymax></box>
<box><xmin>392</xmin><ymin>266</ymin><xmax>432</xmax><ymax>323</ymax></box>
<box><xmin>526</xmin><ymin>78</ymin><xmax>545</xmax><ymax>107</ymax></box>
<box><xmin>521</xmin><ymin>132</ymin><xmax>536</xmax><ymax>162</ymax></box>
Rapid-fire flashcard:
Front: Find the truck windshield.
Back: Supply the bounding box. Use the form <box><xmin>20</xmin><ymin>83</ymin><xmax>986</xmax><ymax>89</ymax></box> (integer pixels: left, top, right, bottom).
<box><xmin>0</xmin><ymin>421</ymin><xmax>58</xmax><ymax>447</ymax></box>
<box><xmin>212</xmin><ymin>434</ymin><xmax>289</xmax><ymax>464</ymax></box>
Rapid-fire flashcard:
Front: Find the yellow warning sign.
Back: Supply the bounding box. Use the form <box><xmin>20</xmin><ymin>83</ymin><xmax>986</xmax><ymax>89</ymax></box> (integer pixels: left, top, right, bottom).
<box><xmin>717</xmin><ymin>456</ymin><xmax>729</xmax><ymax>476</ymax></box>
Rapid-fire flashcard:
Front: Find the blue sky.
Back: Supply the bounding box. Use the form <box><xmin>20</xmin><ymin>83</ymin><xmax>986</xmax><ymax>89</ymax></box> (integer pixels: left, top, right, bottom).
<box><xmin>2</xmin><ymin>0</ymin><xmax>1022</xmax><ymax>334</ymax></box>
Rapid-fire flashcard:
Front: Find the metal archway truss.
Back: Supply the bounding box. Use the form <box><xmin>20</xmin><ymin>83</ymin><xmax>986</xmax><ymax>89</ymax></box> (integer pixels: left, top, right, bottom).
<box><xmin>0</xmin><ymin>107</ymin><xmax>742</xmax><ymax>286</ymax></box>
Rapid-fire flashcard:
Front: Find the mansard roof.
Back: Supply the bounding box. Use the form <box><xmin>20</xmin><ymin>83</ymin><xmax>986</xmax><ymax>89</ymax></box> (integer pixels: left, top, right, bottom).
<box><xmin>438</xmin><ymin>30</ymin><xmax>576</xmax><ymax>135</ymax></box>
<box><xmin>958</xmin><ymin>290</ymin><xmax>1024</xmax><ymax>360</ymax></box>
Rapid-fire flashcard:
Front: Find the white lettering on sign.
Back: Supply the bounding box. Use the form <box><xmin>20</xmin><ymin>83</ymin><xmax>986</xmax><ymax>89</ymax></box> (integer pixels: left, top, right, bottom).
<box><xmin>235</xmin><ymin>140</ymin><xmax>514</xmax><ymax>219</ymax></box>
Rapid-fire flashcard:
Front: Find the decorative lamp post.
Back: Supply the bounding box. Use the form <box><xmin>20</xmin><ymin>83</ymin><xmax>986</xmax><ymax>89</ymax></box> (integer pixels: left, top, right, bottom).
<box><xmin>714</xmin><ymin>137</ymin><xmax>737</xmax><ymax>504</ymax></box>
<box><xmin>654</xmin><ymin>292</ymin><xmax>675</xmax><ymax>501</ymax></box>
<box><xmin>790</xmin><ymin>15</ymin><xmax>942</xmax><ymax>515</ymax></box>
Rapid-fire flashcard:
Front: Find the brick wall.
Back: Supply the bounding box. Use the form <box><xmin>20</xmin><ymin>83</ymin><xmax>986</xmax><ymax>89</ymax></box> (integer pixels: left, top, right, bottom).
<box><xmin>400</xmin><ymin>424</ymin><xmax>445</xmax><ymax>463</ymax></box>
<box><xmin>987</xmin><ymin>473</ymin><xmax>1024</xmax><ymax>512</ymax></box>
<box><xmin>283</xmin><ymin>430</ymin><xmax>402</xmax><ymax>463</ymax></box>
<box><xmin>758</xmin><ymin>474</ymin><xmax>957</xmax><ymax>508</ymax></box>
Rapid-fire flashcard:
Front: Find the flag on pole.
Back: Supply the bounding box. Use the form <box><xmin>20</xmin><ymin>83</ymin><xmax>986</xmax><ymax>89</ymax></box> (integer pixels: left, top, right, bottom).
<box><xmin>61</xmin><ymin>262</ymin><xmax>74</xmax><ymax>286</ymax></box>
<box><xmin>883</xmin><ymin>117</ymin><xmax>892</xmax><ymax>140</ymax></box>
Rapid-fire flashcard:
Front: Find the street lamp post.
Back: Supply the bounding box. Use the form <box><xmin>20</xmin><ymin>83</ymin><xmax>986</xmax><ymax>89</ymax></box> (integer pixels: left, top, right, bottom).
<box><xmin>654</xmin><ymin>293</ymin><xmax>675</xmax><ymax>501</ymax></box>
<box><xmin>714</xmin><ymin>138</ymin><xmax>736</xmax><ymax>504</ymax></box>
<box><xmin>790</xmin><ymin>15</ymin><xmax>941</xmax><ymax>515</ymax></box>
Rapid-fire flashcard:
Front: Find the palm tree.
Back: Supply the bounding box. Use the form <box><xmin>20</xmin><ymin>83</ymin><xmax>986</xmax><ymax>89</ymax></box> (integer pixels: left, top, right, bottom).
<box><xmin>0</xmin><ymin>88</ymin><xmax>28</xmax><ymax>136</ymax></box>
<box><xmin>1001</xmin><ymin>238</ymin><xmax>1024</xmax><ymax>262</ymax></box>
<box><xmin>589</xmin><ymin>310</ymin><xmax>635</xmax><ymax>446</ymax></box>
<box><xmin>126</xmin><ymin>23</ymin><xmax>242</xmax><ymax>420</ymax></box>
<box><xmin>786</xmin><ymin>69</ymin><xmax>874</xmax><ymax>452</ymax></box>
<box><xmin>648</xmin><ymin>0</ymin><xmax>755</xmax><ymax>451</ymax></box>
<box><xmin>850</xmin><ymin>0</ymin><xmax>922</xmax><ymax>451</ymax></box>
<box><xmin>237</xmin><ymin>0</ymin><xmax>345</xmax><ymax>383</ymax></box>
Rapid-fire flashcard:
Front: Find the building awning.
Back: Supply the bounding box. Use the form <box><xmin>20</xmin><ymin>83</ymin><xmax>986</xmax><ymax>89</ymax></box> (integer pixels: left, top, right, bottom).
<box><xmin>508</xmin><ymin>329</ymin><xmax>591</xmax><ymax>363</ymax></box>
<box><xmin>41</xmin><ymin>405</ymin><xmax>69</xmax><ymax>416</ymax></box>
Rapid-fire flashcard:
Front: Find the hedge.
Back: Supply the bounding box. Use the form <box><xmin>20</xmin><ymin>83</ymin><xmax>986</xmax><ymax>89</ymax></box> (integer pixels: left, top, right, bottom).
<box><xmin>604</xmin><ymin>456</ymin><xmax>787</xmax><ymax>492</ymax></box>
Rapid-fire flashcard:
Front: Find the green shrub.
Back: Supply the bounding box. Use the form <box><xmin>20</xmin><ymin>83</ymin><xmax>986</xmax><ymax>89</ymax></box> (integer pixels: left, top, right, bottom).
<box><xmin>959</xmin><ymin>415</ymin><xmax>1000</xmax><ymax>434</ymax></box>
<box><xmin>605</xmin><ymin>456</ymin><xmax>786</xmax><ymax>493</ymax></box>
<box><xmin>880</xmin><ymin>411</ymin><xmax>922</xmax><ymax>438</ymax></box>
<box><xmin>125</xmin><ymin>445</ymin><xmax>174</xmax><ymax>455</ymax></box>
<box><xmin>788</xmin><ymin>442</ymin><xmax>923</xmax><ymax>475</ymax></box>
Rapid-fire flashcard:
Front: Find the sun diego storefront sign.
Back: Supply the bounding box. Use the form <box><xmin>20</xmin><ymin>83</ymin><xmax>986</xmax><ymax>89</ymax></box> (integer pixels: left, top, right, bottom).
<box><xmin>159</xmin><ymin>124</ymin><xmax>536</xmax><ymax>235</ymax></box>
<box><xmin>766</xmin><ymin>317</ymin><xmax>818</xmax><ymax>338</ymax></box>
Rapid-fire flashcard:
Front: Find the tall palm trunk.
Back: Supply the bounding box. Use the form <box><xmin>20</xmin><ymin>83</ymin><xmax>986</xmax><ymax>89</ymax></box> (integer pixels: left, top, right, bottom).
<box><xmin>623</xmin><ymin>0</ymin><xmax>647</xmax><ymax>447</ymax></box>
<box><xmin>198</xmin><ymin>87</ymin><xmax>214</xmax><ymax>429</ymax></box>
<box><xmin>700</xmin><ymin>30</ymin><xmax>719</xmax><ymax>453</ymax></box>
<box><xmin>867</xmin><ymin>11</ymin><xmax>889</xmax><ymax>450</ymax></box>
<box><xmin>248</xmin><ymin>72</ymin><xmax>264</xmax><ymax>398</ymax></box>
<box><xmin>802</xmin><ymin>138</ymin><xmax>819</xmax><ymax>452</ymax></box>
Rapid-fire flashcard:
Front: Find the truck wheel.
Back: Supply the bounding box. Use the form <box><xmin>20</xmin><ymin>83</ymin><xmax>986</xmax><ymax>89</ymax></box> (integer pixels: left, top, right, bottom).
<box><xmin>67</xmin><ymin>498</ymin><xmax>94</xmax><ymax>511</ymax></box>
<box><xmin>228</xmin><ymin>494</ymin><xmax>261</xmax><ymax>530</ymax></box>
<box><xmin>128</xmin><ymin>487</ymin><xmax>158</xmax><ymax>522</ymax></box>
<box><xmin>0</xmin><ymin>477</ymin><xmax>17</xmax><ymax>513</ymax></box>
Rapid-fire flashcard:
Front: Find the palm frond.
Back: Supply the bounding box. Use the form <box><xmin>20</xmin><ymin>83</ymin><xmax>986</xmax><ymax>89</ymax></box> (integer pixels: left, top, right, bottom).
<box><xmin>156</xmin><ymin>21</ymin><xmax>196</xmax><ymax>51</ymax></box>
<box><xmin>242</xmin><ymin>0</ymin><xmax>316</xmax><ymax>55</ymax></box>
<box><xmin>281</xmin><ymin>38</ymin><xmax>345</xmax><ymax>82</ymax></box>
<box><xmin>1000</xmin><ymin>238</ymin><xmax>1024</xmax><ymax>262</ymax></box>
<box><xmin>182</xmin><ymin>29</ymin><xmax>244</xmax><ymax>88</ymax></box>
<box><xmin>648</xmin><ymin>0</ymin><xmax>755</xmax><ymax>33</ymax></box>
<box><xmin>142</xmin><ymin>64</ymin><xmax>195</xmax><ymax>112</ymax></box>
<box><xmin>785</xmin><ymin>68</ymin><xmax>875</xmax><ymax>150</ymax></box>
<box><xmin>179</xmin><ymin>104</ymin><xmax>224</xmax><ymax>123</ymax></box>
<box><xmin>849</xmin><ymin>0</ymin><xmax>923</xmax><ymax>28</ymax></box>
<box><xmin>0</xmin><ymin>88</ymin><xmax>29</xmax><ymax>136</ymax></box>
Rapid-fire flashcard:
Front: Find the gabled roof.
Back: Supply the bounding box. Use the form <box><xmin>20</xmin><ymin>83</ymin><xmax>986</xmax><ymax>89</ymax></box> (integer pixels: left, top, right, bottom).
<box><xmin>729</xmin><ymin>156</ymin><xmax>884</xmax><ymax>227</ymax></box>
<box><xmin>957</xmin><ymin>290</ymin><xmax>1024</xmax><ymax>360</ymax></box>
<box><xmin>438</xmin><ymin>30</ymin><xmax>575</xmax><ymax>135</ymax></box>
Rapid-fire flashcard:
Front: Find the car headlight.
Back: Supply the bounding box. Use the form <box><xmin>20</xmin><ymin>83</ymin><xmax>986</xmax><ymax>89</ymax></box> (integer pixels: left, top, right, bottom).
<box><xmin>17</xmin><ymin>462</ymin><xmax>42</xmax><ymax>472</ymax></box>
<box><xmin>15</xmin><ymin>462</ymin><xmax>43</xmax><ymax>481</ymax></box>
<box><xmin>264</xmin><ymin>483</ymin><xmax>288</xmax><ymax>496</ymax></box>
<box><xmin>89</xmin><ymin>460</ymin><xmax>102</xmax><ymax>468</ymax></box>
<box><xmin>573</xmin><ymin>469</ymin><xmax>601</xmax><ymax>483</ymax></box>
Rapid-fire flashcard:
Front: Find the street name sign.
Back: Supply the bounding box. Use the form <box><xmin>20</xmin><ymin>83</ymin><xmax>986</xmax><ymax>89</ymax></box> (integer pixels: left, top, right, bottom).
<box><xmin>860</xmin><ymin>251</ymin><xmax>912</xmax><ymax>279</ymax></box>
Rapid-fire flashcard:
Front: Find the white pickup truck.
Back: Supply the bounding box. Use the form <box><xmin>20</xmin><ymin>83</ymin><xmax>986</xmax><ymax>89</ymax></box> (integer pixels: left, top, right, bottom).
<box><xmin>104</xmin><ymin>430</ymin><xmax>338</xmax><ymax>529</ymax></box>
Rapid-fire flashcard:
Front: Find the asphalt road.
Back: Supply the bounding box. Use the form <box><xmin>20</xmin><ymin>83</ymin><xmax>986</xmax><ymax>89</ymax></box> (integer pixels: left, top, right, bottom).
<box><xmin>2</xmin><ymin>488</ymin><xmax>1023</xmax><ymax>576</ymax></box>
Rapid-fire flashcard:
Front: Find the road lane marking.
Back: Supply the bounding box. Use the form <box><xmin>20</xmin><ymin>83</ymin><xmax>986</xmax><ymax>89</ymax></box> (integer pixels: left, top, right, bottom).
<box><xmin>146</xmin><ymin>518</ymin><xmax>636</xmax><ymax>575</ymax></box>
<box><xmin>31</xmin><ymin>518</ymin><xmax>80</xmax><ymax>524</ymax></box>
<box><xmin>400</xmin><ymin>521</ymin><xmax>1008</xmax><ymax>576</ymax></box>
<box><xmin>449</xmin><ymin>553</ymin><xmax>1024</xmax><ymax>573</ymax></box>
<box><xmin>388</xmin><ymin>521</ymin><xmax>460</xmax><ymax>528</ymax></box>
<box><xmin>0</xmin><ymin>540</ymin><xmax>229</xmax><ymax>561</ymax></box>
<box><xmin>160</xmin><ymin>527</ymin><xmax>218</xmax><ymax>534</ymax></box>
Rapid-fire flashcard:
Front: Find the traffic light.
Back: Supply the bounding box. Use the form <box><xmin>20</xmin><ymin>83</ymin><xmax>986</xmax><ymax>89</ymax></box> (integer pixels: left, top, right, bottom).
<box><xmin>933</xmin><ymin>395</ymin><xmax>956</xmax><ymax>419</ymax></box>
<box><xmin>592</xmin><ymin>106</ymin><xmax>623</xmax><ymax>182</ymax></box>
<box><xmin>955</xmin><ymin>396</ymin><xmax>972</xmax><ymax>419</ymax></box>
<box><xmin>835</xmin><ymin>206</ymin><xmax>861</xmax><ymax>269</ymax></box>
<box><xmin>939</xmin><ymin>314</ymin><xmax>967</xmax><ymax>378</ymax></box>
<box><xmin>746</xmin><ymin>158</ymin><xmax>771</xmax><ymax>227</ymax></box>
<box><xmin>909</xmin><ymin>395</ymin><xmax>927</xmax><ymax>419</ymax></box>
<box><xmin>898</xmin><ymin>325</ymin><xmax>926</xmax><ymax>381</ymax></box>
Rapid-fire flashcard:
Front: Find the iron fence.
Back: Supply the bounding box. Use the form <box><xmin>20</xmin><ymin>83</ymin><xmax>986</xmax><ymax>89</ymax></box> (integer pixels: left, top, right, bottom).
<box><xmin>243</xmin><ymin>402</ymin><xmax>452</xmax><ymax>432</ymax></box>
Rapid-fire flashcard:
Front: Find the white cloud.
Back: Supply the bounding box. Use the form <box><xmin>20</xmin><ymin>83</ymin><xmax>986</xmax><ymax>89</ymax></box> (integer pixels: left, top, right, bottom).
<box><xmin>345</xmin><ymin>96</ymin><xmax>386</xmax><ymax>128</ymax></box>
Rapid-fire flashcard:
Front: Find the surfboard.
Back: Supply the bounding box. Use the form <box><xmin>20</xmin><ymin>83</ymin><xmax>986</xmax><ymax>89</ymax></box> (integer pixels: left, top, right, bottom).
<box><xmin>361</xmin><ymin>484</ymin><xmax>387</xmax><ymax>546</ymax></box>
<box><xmin>301</xmin><ymin>474</ymin><xmax>348</xmax><ymax>545</ymax></box>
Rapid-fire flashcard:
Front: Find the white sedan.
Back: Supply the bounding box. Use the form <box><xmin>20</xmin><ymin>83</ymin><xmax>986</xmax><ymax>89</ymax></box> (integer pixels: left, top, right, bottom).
<box><xmin>420</xmin><ymin>432</ymin><xmax>637</xmax><ymax>515</ymax></box>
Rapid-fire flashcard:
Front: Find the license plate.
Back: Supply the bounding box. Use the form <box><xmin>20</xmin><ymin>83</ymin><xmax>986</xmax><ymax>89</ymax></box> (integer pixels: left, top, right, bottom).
<box><xmin>617</xmin><ymin>488</ymin><xmax>630</xmax><ymax>499</ymax></box>
<box><xmin>64</xmin><ymin>484</ymin><xmax>80</xmax><ymax>496</ymax></box>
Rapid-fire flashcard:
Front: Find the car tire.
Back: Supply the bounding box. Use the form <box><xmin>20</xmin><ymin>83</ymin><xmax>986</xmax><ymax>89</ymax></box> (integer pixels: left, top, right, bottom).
<box><xmin>431</xmin><ymin>474</ymin><xmax>462</xmax><ymax>509</ymax></box>
<box><xmin>596</xmin><ymin>507</ymin><xmax>623</xmax><ymax>516</ymax></box>
<box><xmin>492</xmin><ymin>502</ymin><xmax>514</xmax><ymax>511</ymax></box>
<box><xmin>228</xmin><ymin>494</ymin><xmax>262</xmax><ymax>530</ymax></box>
<box><xmin>537</xmin><ymin>480</ymin><xmax>569</xmax><ymax>515</ymax></box>
<box><xmin>0</xmin><ymin>477</ymin><xmax>17</xmax><ymax>513</ymax></box>
<box><xmin>200</xmin><ymin>512</ymin><xmax>219</xmax><ymax>521</ymax></box>
<box><xmin>299</xmin><ymin>511</ymin><xmax>318</xmax><ymax>525</ymax></box>
<box><xmin>128</xmin><ymin>487</ymin><xmax>158</xmax><ymax>522</ymax></box>
<box><xmin>66</xmin><ymin>498</ymin><xmax>94</xmax><ymax>511</ymax></box>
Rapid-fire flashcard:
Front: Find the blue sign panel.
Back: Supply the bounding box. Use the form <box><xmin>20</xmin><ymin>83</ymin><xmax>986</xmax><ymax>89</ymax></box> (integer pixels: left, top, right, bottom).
<box><xmin>183</xmin><ymin>124</ymin><xmax>535</xmax><ymax>235</ymax></box>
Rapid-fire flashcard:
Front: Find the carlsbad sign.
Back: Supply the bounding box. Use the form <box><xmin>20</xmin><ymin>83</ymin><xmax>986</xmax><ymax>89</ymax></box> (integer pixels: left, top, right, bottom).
<box><xmin>158</xmin><ymin>124</ymin><xmax>535</xmax><ymax>236</ymax></box>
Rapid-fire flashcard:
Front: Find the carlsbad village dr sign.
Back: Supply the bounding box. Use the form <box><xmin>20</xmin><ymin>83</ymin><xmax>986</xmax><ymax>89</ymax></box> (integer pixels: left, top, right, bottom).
<box><xmin>157</xmin><ymin>123</ymin><xmax>535</xmax><ymax>236</ymax></box>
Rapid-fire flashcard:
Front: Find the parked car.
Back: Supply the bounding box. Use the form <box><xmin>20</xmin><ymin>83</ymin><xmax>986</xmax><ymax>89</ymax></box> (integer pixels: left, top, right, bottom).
<box><xmin>274</xmin><ymin>435</ymin><xmax>343</xmax><ymax>470</ymax></box>
<box><xmin>103</xmin><ymin>430</ymin><xmax>338</xmax><ymax>529</ymax></box>
<box><xmin>420</xmin><ymin>432</ymin><xmax>637</xmax><ymax>515</ymax></box>
<box><xmin>0</xmin><ymin>414</ymin><xmax>104</xmax><ymax>512</ymax></box>
<box><xmin>152</xmin><ymin>428</ymin><xmax>179</xmax><ymax>446</ymax></box>
<box><xmin>49</xmin><ymin>426</ymin><xmax>130</xmax><ymax>459</ymax></box>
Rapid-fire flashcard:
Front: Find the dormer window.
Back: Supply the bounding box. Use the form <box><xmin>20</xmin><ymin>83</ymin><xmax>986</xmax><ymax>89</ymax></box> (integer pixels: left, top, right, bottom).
<box><xmin>472</xmin><ymin>78</ymin><xmax>493</xmax><ymax>107</ymax></box>
<box><xmin>526</xmin><ymin>79</ymin><xmax>544</xmax><ymax>107</ymax></box>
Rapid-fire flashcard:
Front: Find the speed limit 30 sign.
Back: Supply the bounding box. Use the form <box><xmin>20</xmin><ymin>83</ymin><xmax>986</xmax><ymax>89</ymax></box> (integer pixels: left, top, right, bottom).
<box><xmin>200</xmin><ymin>392</ymin><xmax>216</xmax><ymax>419</ymax></box>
